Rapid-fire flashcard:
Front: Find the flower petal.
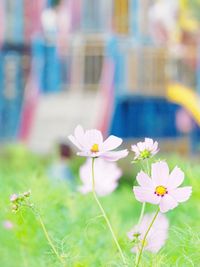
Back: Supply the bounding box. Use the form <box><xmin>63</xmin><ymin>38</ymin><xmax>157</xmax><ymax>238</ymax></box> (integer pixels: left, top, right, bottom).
<box><xmin>84</xmin><ymin>129</ymin><xmax>103</xmax><ymax>149</ymax></box>
<box><xmin>159</xmin><ymin>194</ymin><xmax>178</xmax><ymax>213</ymax></box>
<box><xmin>167</xmin><ymin>166</ymin><xmax>184</xmax><ymax>189</ymax></box>
<box><xmin>74</xmin><ymin>125</ymin><xmax>85</xmax><ymax>141</ymax></box>
<box><xmin>102</xmin><ymin>135</ymin><xmax>122</xmax><ymax>152</ymax></box>
<box><xmin>133</xmin><ymin>186</ymin><xmax>160</xmax><ymax>204</ymax></box>
<box><xmin>131</xmin><ymin>144</ymin><xmax>140</xmax><ymax>154</ymax></box>
<box><xmin>147</xmin><ymin>229</ymin><xmax>168</xmax><ymax>253</ymax></box>
<box><xmin>68</xmin><ymin>125</ymin><xmax>85</xmax><ymax>150</ymax></box>
<box><xmin>169</xmin><ymin>187</ymin><xmax>192</xmax><ymax>203</ymax></box>
<box><xmin>77</xmin><ymin>151</ymin><xmax>98</xmax><ymax>157</ymax></box>
<box><xmin>136</xmin><ymin>171</ymin><xmax>153</xmax><ymax>187</ymax></box>
<box><xmin>101</xmin><ymin>149</ymin><xmax>128</xmax><ymax>161</ymax></box>
<box><xmin>145</xmin><ymin>138</ymin><xmax>153</xmax><ymax>149</ymax></box>
<box><xmin>137</xmin><ymin>142</ymin><xmax>145</xmax><ymax>151</ymax></box>
<box><xmin>151</xmin><ymin>161</ymin><xmax>169</xmax><ymax>186</ymax></box>
<box><xmin>79</xmin><ymin>158</ymin><xmax>121</xmax><ymax>196</ymax></box>
<box><xmin>78</xmin><ymin>185</ymin><xmax>90</xmax><ymax>194</ymax></box>
<box><xmin>68</xmin><ymin>135</ymin><xmax>82</xmax><ymax>150</ymax></box>
<box><xmin>96</xmin><ymin>182</ymin><xmax>118</xmax><ymax>196</ymax></box>
<box><xmin>152</xmin><ymin>141</ymin><xmax>158</xmax><ymax>152</ymax></box>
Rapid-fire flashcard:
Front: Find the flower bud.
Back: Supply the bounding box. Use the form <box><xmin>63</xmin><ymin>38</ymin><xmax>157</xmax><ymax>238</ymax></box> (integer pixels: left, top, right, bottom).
<box><xmin>12</xmin><ymin>204</ymin><xmax>19</xmax><ymax>212</ymax></box>
<box><xmin>23</xmin><ymin>190</ymin><xmax>31</xmax><ymax>197</ymax></box>
<box><xmin>10</xmin><ymin>194</ymin><xmax>18</xmax><ymax>203</ymax></box>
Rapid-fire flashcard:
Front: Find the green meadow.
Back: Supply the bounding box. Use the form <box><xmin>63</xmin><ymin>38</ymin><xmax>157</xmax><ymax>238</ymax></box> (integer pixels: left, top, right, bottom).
<box><xmin>0</xmin><ymin>145</ymin><xmax>199</xmax><ymax>267</ymax></box>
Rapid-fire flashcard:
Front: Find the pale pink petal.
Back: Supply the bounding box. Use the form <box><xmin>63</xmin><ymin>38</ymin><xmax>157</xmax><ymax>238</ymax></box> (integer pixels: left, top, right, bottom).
<box><xmin>102</xmin><ymin>135</ymin><xmax>122</xmax><ymax>152</ymax></box>
<box><xmin>131</xmin><ymin>144</ymin><xmax>139</xmax><ymax>153</ymax></box>
<box><xmin>136</xmin><ymin>171</ymin><xmax>153</xmax><ymax>187</ymax></box>
<box><xmin>169</xmin><ymin>187</ymin><xmax>192</xmax><ymax>203</ymax></box>
<box><xmin>133</xmin><ymin>186</ymin><xmax>160</xmax><ymax>204</ymax></box>
<box><xmin>151</xmin><ymin>161</ymin><xmax>169</xmax><ymax>186</ymax></box>
<box><xmin>127</xmin><ymin>229</ymin><xmax>136</xmax><ymax>240</ymax></box>
<box><xmin>145</xmin><ymin>138</ymin><xmax>153</xmax><ymax>149</ymax></box>
<box><xmin>167</xmin><ymin>166</ymin><xmax>184</xmax><ymax>189</ymax></box>
<box><xmin>159</xmin><ymin>194</ymin><xmax>178</xmax><ymax>213</ymax></box>
<box><xmin>78</xmin><ymin>185</ymin><xmax>90</xmax><ymax>194</ymax></box>
<box><xmin>101</xmin><ymin>149</ymin><xmax>128</xmax><ymax>161</ymax></box>
<box><xmin>68</xmin><ymin>135</ymin><xmax>82</xmax><ymax>150</ymax></box>
<box><xmin>84</xmin><ymin>129</ymin><xmax>103</xmax><ymax>149</ymax></box>
<box><xmin>128</xmin><ymin>212</ymin><xmax>168</xmax><ymax>254</ymax></box>
<box><xmin>74</xmin><ymin>125</ymin><xmax>85</xmax><ymax>141</ymax></box>
<box><xmin>77</xmin><ymin>151</ymin><xmax>100</xmax><ymax>157</ymax></box>
<box><xmin>79</xmin><ymin>158</ymin><xmax>122</xmax><ymax>196</ymax></box>
<box><xmin>79</xmin><ymin>164</ymin><xmax>89</xmax><ymax>183</ymax></box>
<box><xmin>137</xmin><ymin>142</ymin><xmax>145</xmax><ymax>151</ymax></box>
<box><xmin>151</xmin><ymin>141</ymin><xmax>158</xmax><ymax>153</ymax></box>
<box><xmin>147</xmin><ymin>229</ymin><xmax>168</xmax><ymax>253</ymax></box>
<box><xmin>96</xmin><ymin>182</ymin><xmax>118</xmax><ymax>196</ymax></box>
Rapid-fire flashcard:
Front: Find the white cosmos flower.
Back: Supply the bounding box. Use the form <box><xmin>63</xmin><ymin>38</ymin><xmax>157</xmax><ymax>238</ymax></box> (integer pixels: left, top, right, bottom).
<box><xmin>68</xmin><ymin>125</ymin><xmax>128</xmax><ymax>161</ymax></box>
<box><xmin>127</xmin><ymin>212</ymin><xmax>169</xmax><ymax>253</ymax></box>
<box><xmin>131</xmin><ymin>138</ymin><xmax>159</xmax><ymax>161</ymax></box>
<box><xmin>78</xmin><ymin>158</ymin><xmax>122</xmax><ymax>196</ymax></box>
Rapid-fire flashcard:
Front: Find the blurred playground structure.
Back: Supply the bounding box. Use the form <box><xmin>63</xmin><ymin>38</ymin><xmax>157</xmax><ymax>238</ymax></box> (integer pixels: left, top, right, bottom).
<box><xmin>1</xmin><ymin>0</ymin><xmax>200</xmax><ymax>153</ymax></box>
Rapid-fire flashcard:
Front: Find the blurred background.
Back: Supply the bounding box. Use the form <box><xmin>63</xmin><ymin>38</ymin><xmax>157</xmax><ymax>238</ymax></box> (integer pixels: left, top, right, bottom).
<box><xmin>1</xmin><ymin>0</ymin><xmax>200</xmax><ymax>155</ymax></box>
<box><xmin>1</xmin><ymin>2</ymin><xmax>200</xmax><ymax>266</ymax></box>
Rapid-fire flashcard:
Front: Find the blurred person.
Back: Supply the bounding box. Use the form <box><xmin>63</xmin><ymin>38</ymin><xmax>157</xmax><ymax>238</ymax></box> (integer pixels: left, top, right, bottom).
<box><xmin>41</xmin><ymin>0</ymin><xmax>71</xmax><ymax>49</ymax></box>
<box><xmin>41</xmin><ymin>0</ymin><xmax>72</xmax><ymax>85</ymax></box>
<box><xmin>47</xmin><ymin>142</ymin><xmax>74</xmax><ymax>186</ymax></box>
<box><xmin>41</xmin><ymin>6</ymin><xmax>58</xmax><ymax>43</ymax></box>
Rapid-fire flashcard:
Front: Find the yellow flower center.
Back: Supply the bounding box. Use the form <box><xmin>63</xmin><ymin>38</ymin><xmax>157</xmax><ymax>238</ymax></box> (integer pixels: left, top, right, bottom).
<box><xmin>140</xmin><ymin>149</ymin><xmax>151</xmax><ymax>159</ymax></box>
<box><xmin>91</xmin><ymin>144</ymin><xmax>99</xmax><ymax>153</ymax></box>
<box><xmin>155</xmin><ymin>186</ymin><xmax>168</xmax><ymax>197</ymax></box>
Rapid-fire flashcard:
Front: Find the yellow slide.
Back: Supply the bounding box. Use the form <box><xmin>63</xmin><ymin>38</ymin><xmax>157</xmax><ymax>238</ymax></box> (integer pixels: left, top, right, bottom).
<box><xmin>167</xmin><ymin>83</ymin><xmax>200</xmax><ymax>126</ymax></box>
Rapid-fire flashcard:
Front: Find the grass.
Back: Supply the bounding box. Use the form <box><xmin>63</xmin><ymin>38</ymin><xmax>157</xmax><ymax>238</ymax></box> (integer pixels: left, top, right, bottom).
<box><xmin>0</xmin><ymin>145</ymin><xmax>199</xmax><ymax>267</ymax></box>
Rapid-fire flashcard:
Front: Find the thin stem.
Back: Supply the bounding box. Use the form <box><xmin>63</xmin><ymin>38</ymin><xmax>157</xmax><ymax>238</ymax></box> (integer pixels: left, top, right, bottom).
<box><xmin>137</xmin><ymin>159</ymin><xmax>150</xmax><ymax>226</ymax></box>
<box><xmin>136</xmin><ymin>201</ymin><xmax>146</xmax><ymax>264</ymax></box>
<box><xmin>145</xmin><ymin>159</ymin><xmax>150</xmax><ymax>176</ymax></box>
<box><xmin>137</xmin><ymin>202</ymin><xmax>146</xmax><ymax>226</ymax></box>
<box><xmin>136</xmin><ymin>159</ymin><xmax>150</xmax><ymax>262</ymax></box>
<box><xmin>91</xmin><ymin>158</ymin><xmax>127</xmax><ymax>266</ymax></box>
<box><xmin>37</xmin><ymin>214</ymin><xmax>66</xmax><ymax>266</ymax></box>
<box><xmin>29</xmin><ymin>204</ymin><xmax>66</xmax><ymax>267</ymax></box>
<box><xmin>135</xmin><ymin>208</ymin><xmax>160</xmax><ymax>267</ymax></box>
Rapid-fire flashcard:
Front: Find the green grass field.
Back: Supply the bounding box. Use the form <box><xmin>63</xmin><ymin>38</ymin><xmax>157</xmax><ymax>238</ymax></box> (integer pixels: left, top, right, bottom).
<box><xmin>0</xmin><ymin>145</ymin><xmax>199</xmax><ymax>267</ymax></box>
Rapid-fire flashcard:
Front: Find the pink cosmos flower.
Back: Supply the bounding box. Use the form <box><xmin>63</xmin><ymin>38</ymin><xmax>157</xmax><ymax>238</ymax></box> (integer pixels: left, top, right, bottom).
<box><xmin>68</xmin><ymin>125</ymin><xmax>128</xmax><ymax>161</ymax></box>
<box><xmin>127</xmin><ymin>212</ymin><xmax>169</xmax><ymax>253</ymax></box>
<box><xmin>131</xmin><ymin>138</ymin><xmax>158</xmax><ymax>160</ymax></box>
<box><xmin>133</xmin><ymin>161</ymin><xmax>192</xmax><ymax>213</ymax></box>
<box><xmin>78</xmin><ymin>158</ymin><xmax>122</xmax><ymax>196</ymax></box>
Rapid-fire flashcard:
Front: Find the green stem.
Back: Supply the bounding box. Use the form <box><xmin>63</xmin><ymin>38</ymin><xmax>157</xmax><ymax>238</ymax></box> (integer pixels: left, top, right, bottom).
<box><xmin>135</xmin><ymin>208</ymin><xmax>160</xmax><ymax>267</ymax></box>
<box><xmin>135</xmin><ymin>202</ymin><xmax>146</xmax><ymax>265</ymax></box>
<box><xmin>137</xmin><ymin>159</ymin><xmax>150</xmax><ymax>226</ymax></box>
<box><xmin>37</xmin><ymin>214</ymin><xmax>66</xmax><ymax>266</ymax></box>
<box><xmin>137</xmin><ymin>203</ymin><xmax>146</xmax><ymax>227</ymax></box>
<box><xmin>91</xmin><ymin>158</ymin><xmax>127</xmax><ymax>266</ymax></box>
<box><xmin>29</xmin><ymin>204</ymin><xmax>66</xmax><ymax>267</ymax></box>
<box><xmin>145</xmin><ymin>159</ymin><xmax>150</xmax><ymax>176</ymax></box>
<box><xmin>136</xmin><ymin>159</ymin><xmax>150</xmax><ymax>262</ymax></box>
